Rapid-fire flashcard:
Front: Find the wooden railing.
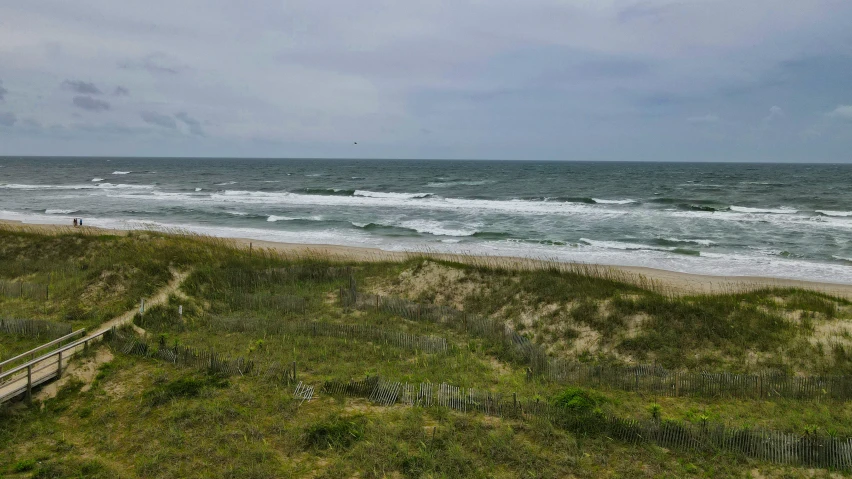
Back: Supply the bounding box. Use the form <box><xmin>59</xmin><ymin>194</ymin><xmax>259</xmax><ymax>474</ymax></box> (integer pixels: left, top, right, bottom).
<box><xmin>0</xmin><ymin>329</ymin><xmax>86</xmax><ymax>373</ymax></box>
<box><xmin>0</xmin><ymin>326</ymin><xmax>114</xmax><ymax>404</ymax></box>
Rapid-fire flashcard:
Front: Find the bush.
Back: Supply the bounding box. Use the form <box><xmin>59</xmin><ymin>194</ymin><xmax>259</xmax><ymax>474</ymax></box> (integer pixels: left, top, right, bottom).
<box><xmin>303</xmin><ymin>414</ymin><xmax>366</xmax><ymax>450</ymax></box>
<box><xmin>552</xmin><ymin>387</ymin><xmax>605</xmax><ymax>414</ymax></box>
<box><xmin>143</xmin><ymin>375</ymin><xmax>229</xmax><ymax>406</ymax></box>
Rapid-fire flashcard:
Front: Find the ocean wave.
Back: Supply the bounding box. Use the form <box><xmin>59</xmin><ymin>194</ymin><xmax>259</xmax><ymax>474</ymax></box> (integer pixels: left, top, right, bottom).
<box><xmin>426</xmin><ymin>180</ymin><xmax>491</xmax><ymax>187</ymax></box>
<box><xmin>591</xmin><ymin>198</ymin><xmax>637</xmax><ymax>205</ymax></box>
<box><xmin>302</xmin><ymin>188</ymin><xmax>355</xmax><ymax>196</ymax></box>
<box><xmin>215</xmin><ymin>181</ymin><xmax>237</xmax><ymax>186</ymax></box>
<box><xmin>833</xmin><ymin>255</ymin><xmax>852</xmax><ymax>262</ymax></box>
<box><xmin>91</xmin><ymin>178</ymin><xmax>104</xmax><ymax>182</ymax></box>
<box><xmin>400</xmin><ymin>220</ymin><xmax>478</xmax><ymax>237</ymax></box>
<box><xmin>730</xmin><ymin>206</ymin><xmax>798</xmax><ymax>214</ymax></box>
<box><xmin>195</xmin><ymin>188</ymin><xmax>203</xmax><ymax>192</ymax></box>
<box><xmin>657</xmin><ymin>237</ymin><xmax>716</xmax><ymax>246</ymax></box>
<box><xmin>225</xmin><ymin>211</ymin><xmax>249</xmax><ymax>216</ymax></box>
<box><xmin>354</xmin><ymin>190</ymin><xmax>431</xmax><ymax>199</ymax></box>
<box><xmin>267</xmin><ymin>215</ymin><xmax>324</xmax><ymax>223</ymax></box>
<box><xmin>1</xmin><ymin>183</ymin><xmax>154</xmax><ymax>191</ymax></box>
<box><xmin>580</xmin><ymin>238</ymin><xmax>700</xmax><ymax>256</ymax></box>
<box><xmin>522</xmin><ymin>196</ymin><xmax>597</xmax><ymax>204</ymax></box>
<box><xmin>112</xmin><ymin>171</ymin><xmax>130</xmax><ymax>175</ymax></box>
<box><xmin>44</xmin><ymin>209</ymin><xmax>78</xmax><ymax>215</ymax></box>
<box><xmin>816</xmin><ymin>210</ymin><xmax>852</xmax><ymax>217</ymax></box>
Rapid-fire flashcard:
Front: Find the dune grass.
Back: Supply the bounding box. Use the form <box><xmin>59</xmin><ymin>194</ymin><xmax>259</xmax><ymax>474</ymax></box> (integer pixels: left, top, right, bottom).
<box><xmin>1</xmin><ymin>229</ymin><xmax>851</xmax><ymax>477</ymax></box>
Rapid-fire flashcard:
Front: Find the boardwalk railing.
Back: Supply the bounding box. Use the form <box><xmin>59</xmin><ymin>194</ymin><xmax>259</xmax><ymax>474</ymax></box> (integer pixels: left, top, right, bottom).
<box><xmin>0</xmin><ymin>329</ymin><xmax>86</xmax><ymax>373</ymax></box>
<box><xmin>210</xmin><ymin>318</ymin><xmax>449</xmax><ymax>354</ymax></box>
<box><xmin>323</xmin><ymin>375</ymin><xmax>852</xmax><ymax>471</ymax></box>
<box><xmin>0</xmin><ymin>318</ymin><xmax>72</xmax><ymax>339</ymax></box>
<box><xmin>0</xmin><ymin>327</ymin><xmax>115</xmax><ymax>404</ymax></box>
<box><xmin>343</xmin><ymin>288</ymin><xmax>852</xmax><ymax>401</ymax></box>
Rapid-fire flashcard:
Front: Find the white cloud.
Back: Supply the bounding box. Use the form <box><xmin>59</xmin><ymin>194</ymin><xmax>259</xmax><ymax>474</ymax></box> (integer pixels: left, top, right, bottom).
<box><xmin>827</xmin><ymin>105</ymin><xmax>852</xmax><ymax>120</ymax></box>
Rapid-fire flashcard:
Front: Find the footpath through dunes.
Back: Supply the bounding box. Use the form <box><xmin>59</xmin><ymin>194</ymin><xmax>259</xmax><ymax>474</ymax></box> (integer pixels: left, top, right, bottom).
<box><xmin>0</xmin><ymin>269</ymin><xmax>190</xmax><ymax>404</ymax></box>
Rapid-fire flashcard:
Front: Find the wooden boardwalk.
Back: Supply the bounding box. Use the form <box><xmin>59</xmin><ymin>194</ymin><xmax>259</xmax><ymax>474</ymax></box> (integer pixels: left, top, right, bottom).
<box><xmin>0</xmin><ymin>271</ymin><xmax>188</xmax><ymax>403</ymax></box>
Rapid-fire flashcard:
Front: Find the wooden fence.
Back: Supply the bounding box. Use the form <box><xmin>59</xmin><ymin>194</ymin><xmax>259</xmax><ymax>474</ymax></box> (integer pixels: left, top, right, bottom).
<box><xmin>210</xmin><ymin>318</ymin><xmax>449</xmax><ymax>354</ymax></box>
<box><xmin>0</xmin><ymin>318</ymin><xmax>72</xmax><ymax>339</ymax></box>
<box><xmin>323</xmin><ymin>375</ymin><xmax>852</xmax><ymax>471</ymax></box>
<box><xmin>0</xmin><ymin>280</ymin><xmax>49</xmax><ymax>300</ymax></box>
<box><xmin>108</xmin><ymin>332</ymin><xmax>297</xmax><ymax>384</ymax></box>
<box><xmin>342</xmin><ymin>288</ymin><xmax>852</xmax><ymax>401</ymax></box>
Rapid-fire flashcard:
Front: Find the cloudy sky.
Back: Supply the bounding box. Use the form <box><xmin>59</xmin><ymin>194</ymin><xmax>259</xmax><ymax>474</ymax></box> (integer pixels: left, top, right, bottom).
<box><xmin>1</xmin><ymin>0</ymin><xmax>851</xmax><ymax>161</ymax></box>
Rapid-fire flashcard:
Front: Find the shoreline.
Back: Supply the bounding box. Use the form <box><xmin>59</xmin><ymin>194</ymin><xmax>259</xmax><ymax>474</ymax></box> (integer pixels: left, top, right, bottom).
<box><xmin>3</xmin><ymin>218</ymin><xmax>851</xmax><ymax>298</ymax></box>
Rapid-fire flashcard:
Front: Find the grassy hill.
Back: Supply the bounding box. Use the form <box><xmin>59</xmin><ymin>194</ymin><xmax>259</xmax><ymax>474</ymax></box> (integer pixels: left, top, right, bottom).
<box><xmin>1</xmin><ymin>227</ymin><xmax>850</xmax><ymax>478</ymax></box>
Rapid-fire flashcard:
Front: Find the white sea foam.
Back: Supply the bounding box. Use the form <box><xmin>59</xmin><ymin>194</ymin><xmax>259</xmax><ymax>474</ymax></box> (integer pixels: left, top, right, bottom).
<box><xmin>215</xmin><ymin>181</ymin><xmax>237</xmax><ymax>186</ymax></box>
<box><xmin>112</xmin><ymin>171</ymin><xmax>130</xmax><ymax>175</ymax></box>
<box><xmin>1</xmin><ymin>183</ymin><xmax>154</xmax><ymax>190</ymax></box>
<box><xmin>817</xmin><ymin>210</ymin><xmax>852</xmax><ymax>217</ymax></box>
<box><xmin>730</xmin><ymin>206</ymin><xmax>798</xmax><ymax>214</ymax></box>
<box><xmin>91</xmin><ymin>178</ymin><xmax>104</xmax><ymax>182</ymax></box>
<box><xmin>663</xmin><ymin>237</ymin><xmax>716</xmax><ymax>246</ymax></box>
<box><xmin>399</xmin><ymin>220</ymin><xmax>478</xmax><ymax>237</ymax></box>
<box><xmin>267</xmin><ymin>215</ymin><xmax>323</xmax><ymax>222</ymax></box>
<box><xmin>225</xmin><ymin>211</ymin><xmax>248</xmax><ymax>216</ymax></box>
<box><xmin>580</xmin><ymin>238</ymin><xmax>671</xmax><ymax>251</ymax></box>
<box><xmin>592</xmin><ymin>198</ymin><xmax>637</xmax><ymax>205</ymax></box>
<box><xmin>833</xmin><ymin>255</ymin><xmax>852</xmax><ymax>262</ymax></box>
<box><xmin>195</xmin><ymin>188</ymin><xmax>202</xmax><ymax>192</ymax></box>
<box><xmin>44</xmin><ymin>209</ymin><xmax>78</xmax><ymax>215</ymax></box>
<box><xmin>354</xmin><ymin>190</ymin><xmax>431</xmax><ymax>199</ymax></box>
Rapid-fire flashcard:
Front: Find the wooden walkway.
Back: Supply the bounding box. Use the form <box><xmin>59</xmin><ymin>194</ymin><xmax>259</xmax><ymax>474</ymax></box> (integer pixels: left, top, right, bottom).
<box><xmin>0</xmin><ymin>271</ymin><xmax>188</xmax><ymax>403</ymax></box>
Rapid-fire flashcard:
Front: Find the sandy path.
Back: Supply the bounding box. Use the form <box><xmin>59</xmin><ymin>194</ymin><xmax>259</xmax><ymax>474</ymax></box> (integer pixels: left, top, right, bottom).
<box><xmin>0</xmin><ymin>270</ymin><xmax>189</xmax><ymax>403</ymax></box>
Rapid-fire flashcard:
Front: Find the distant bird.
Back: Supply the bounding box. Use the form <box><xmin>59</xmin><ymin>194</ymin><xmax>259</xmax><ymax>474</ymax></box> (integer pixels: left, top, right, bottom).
<box><xmin>354</xmin><ymin>142</ymin><xmax>358</xmax><ymax>145</ymax></box>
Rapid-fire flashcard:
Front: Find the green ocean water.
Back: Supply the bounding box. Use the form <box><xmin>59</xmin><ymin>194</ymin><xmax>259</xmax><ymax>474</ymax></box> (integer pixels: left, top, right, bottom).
<box><xmin>1</xmin><ymin>157</ymin><xmax>851</xmax><ymax>283</ymax></box>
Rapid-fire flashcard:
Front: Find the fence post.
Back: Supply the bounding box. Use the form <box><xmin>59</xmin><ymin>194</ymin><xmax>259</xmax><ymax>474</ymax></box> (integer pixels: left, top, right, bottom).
<box><xmin>57</xmin><ymin>351</ymin><xmax>63</xmax><ymax>378</ymax></box>
<box><xmin>140</xmin><ymin>298</ymin><xmax>145</xmax><ymax>315</ymax></box>
<box><xmin>292</xmin><ymin>361</ymin><xmax>297</xmax><ymax>383</ymax></box>
<box><xmin>26</xmin><ymin>364</ymin><xmax>32</xmax><ymax>404</ymax></box>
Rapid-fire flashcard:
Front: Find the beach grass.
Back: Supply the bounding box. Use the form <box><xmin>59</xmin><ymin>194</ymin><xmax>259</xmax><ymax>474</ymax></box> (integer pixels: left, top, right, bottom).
<box><xmin>1</xmin><ymin>227</ymin><xmax>851</xmax><ymax>477</ymax></box>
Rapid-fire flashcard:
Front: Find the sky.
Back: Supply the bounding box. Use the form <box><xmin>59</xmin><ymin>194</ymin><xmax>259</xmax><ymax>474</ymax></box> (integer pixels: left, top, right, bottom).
<box><xmin>1</xmin><ymin>0</ymin><xmax>851</xmax><ymax>161</ymax></box>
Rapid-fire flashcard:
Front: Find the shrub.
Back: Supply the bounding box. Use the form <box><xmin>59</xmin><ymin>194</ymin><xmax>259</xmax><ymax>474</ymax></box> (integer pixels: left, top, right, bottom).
<box><xmin>303</xmin><ymin>414</ymin><xmax>366</xmax><ymax>450</ymax></box>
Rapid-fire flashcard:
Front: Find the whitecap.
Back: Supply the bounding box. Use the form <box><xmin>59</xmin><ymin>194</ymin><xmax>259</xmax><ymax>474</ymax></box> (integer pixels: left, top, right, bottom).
<box><xmin>195</xmin><ymin>188</ymin><xmax>202</xmax><ymax>192</ymax></box>
<box><xmin>816</xmin><ymin>210</ymin><xmax>852</xmax><ymax>217</ymax></box>
<box><xmin>215</xmin><ymin>181</ymin><xmax>237</xmax><ymax>186</ymax></box>
<box><xmin>662</xmin><ymin>237</ymin><xmax>716</xmax><ymax>246</ymax></box>
<box><xmin>354</xmin><ymin>190</ymin><xmax>431</xmax><ymax>199</ymax></box>
<box><xmin>112</xmin><ymin>171</ymin><xmax>130</xmax><ymax>175</ymax></box>
<box><xmin>730</xmin><ymin>206</ymin><xmax>798</xmax><ymax>214</ymax></box>
<box><xmin>45</xmin><ymin>209</ymin><xmax>78</xmax><ymax>215</ymax></box>
<box><xmin>91</xmin><ymin>178</ymin><xmax>104</xmax><ymax>182</ymax></box>
<box><xmin>833</xmin><ymin>255</ymin><xmax>852</xmax><ymax>262</ymax></box>
<box><xmin>399</xmin><ymin>219</ymin><xmax>478</xmax><ymax>237</ymax></box>
<box><xmin>426</xmin><ymin>180</ymin><xmax>490</xmax><ymax>188</ymax></box>
<box><xmin>591</xmin><ymin>198</ymin><xmax>637</xmax><ymax>205</ymax></box>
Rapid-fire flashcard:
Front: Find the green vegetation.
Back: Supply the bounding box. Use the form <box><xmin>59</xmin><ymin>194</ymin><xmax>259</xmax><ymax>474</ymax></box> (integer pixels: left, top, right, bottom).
<box><xmin>1</xmin><ymin>227</ymin><xmax>851</xmax><ymax>477</ymax></box>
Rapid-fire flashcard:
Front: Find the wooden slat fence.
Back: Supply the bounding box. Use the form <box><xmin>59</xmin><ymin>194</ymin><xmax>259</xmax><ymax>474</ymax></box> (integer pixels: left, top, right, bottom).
<box><xmin>322</xmin><ymin>375</ymin><xmax>852</xmax><ymax>471</ymax></box>
<box><xmin>210</xmin><ymin>318</ymin><xmax>449</xmax><ymax>354</ymax></box>
<box><xmin>109</xmin><ymin>333</ymin><xmax>254</xmax><ymax>377</ymax></box>
<box><xmin>0</xmin><ymin>318</ymin><xmax>72</xmax><ymax>339</ymax></box>
<box><xmin>0</xmin><ymin>280</ymin><xmax>49</xmax><ymax>300</ymax></box>
<box><xmin>342</xmin><ymin>287</ymin><xmax>852</xmax><ymax>401</ymax></box>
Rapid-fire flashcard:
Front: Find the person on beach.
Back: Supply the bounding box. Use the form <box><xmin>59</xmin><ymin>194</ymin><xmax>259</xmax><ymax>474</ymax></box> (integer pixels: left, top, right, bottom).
<box><xmin>73</xmin><ymin>218</ymin><xmax>78</xmax><ymax>227</ymax></box>
<box><xmin>79</xmin><ymin>218</ymin><xmax>83</xmax><ymax>226</ymax></box>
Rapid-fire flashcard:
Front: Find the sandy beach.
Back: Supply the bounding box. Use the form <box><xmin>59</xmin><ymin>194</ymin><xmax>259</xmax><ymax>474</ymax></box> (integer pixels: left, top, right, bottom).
<box><xmin>4</xmin><ymin>218</ymin><xmax>851</xmax><ymax>298</ymax></box>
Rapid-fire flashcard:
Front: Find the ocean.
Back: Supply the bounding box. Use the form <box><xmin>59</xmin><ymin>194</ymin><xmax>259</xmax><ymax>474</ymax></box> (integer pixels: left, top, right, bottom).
<box><xmin>1</xmin><ymin>157</ymin><xmax>851</xmax><ymax>284</ymax></box>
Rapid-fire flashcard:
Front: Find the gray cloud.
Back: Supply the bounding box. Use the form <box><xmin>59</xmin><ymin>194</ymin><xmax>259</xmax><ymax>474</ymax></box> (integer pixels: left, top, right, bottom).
<box><xmin>73</xmin><ymin>96</ymin><xmax>111</xmax><ymax>111</ymax></box>
<box><xmin>140</xmin><ymin>110</ymin><xmax>177</xmax><ymax>129</ymax></box>
<box><xmin>119</xmin><ymin>53</ymin><xmax>184</xmax><ymax>75</ymax></box>
<box><xmin>0</xmin><ymin>112</ymin><xmax>17</xmax><ymax>126</ymax></box>
<box><xmin>175</xmin><ymin>112</ymin><xmax>204</xmax><ymax>135</ymax></box>
<box><xmin>63</xmin><ymin>80</ymin><xmax>102</xmax><ymax>95</ymax></box>
<box><xmin>0</xmin><ymin>80</ymin><xmax>7</xmax><ymax>101</ymax></box>
<box><xmin>114</xmin><ymin>86</ymin><xmax>130</xmax><ymax>96</ymax></box>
